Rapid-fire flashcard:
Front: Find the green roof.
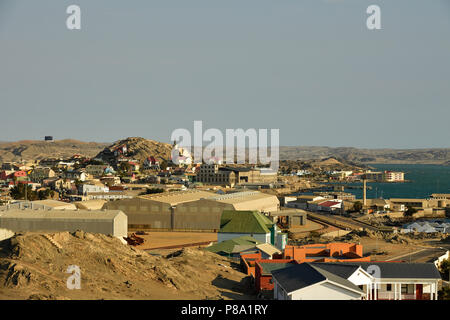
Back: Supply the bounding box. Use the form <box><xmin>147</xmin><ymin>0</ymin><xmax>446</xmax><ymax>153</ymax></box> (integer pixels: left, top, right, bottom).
<box><xmin>204</xmin><ymin>236</ymin><xmax>261</xmax><ymax>255</ymax></box>
<box><xmin>260</xmin><ymin>262</ymin><xmax>296</xmax><ymax>275</ymax></box>
<box><xmin>219</xmin><ymin>210</ymin><xmax>274</xmax><ymax>234</ymax></box>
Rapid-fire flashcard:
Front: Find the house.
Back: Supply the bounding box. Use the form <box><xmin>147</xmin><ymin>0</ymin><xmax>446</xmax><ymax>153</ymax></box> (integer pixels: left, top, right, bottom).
<box><xmin>42</xmin><ymin>178</ymin><xmax>73</xmax><ymax>191</ymax></box>
<box><xmin>28</xmin><ymin>167</ymin><xmax>56</xmax><ymax>183</ymax></box>
<box><xmin>143</xmin><ymin>156</ymin><xmax>160</xmax><ymax>170</ymax></box>
<box><xmin>218</xmin><ymin>210</ymin><xmax>287</xmax><ymax>250</ymax></box>
<box><xmin>343</xmin><ymin>261</ymin><xmax>441</xmax><ymax>300</ymax></box>
<box><xmin>255</xmin><ymin>260</ymin><xmax>297</xmax><ymax>292</ymax></box>
<box><xmin>272</xmin><ymin>261</ymin><xmax>441</xmax><ymax>300</ymax></box>
<box><xmin>10</xmin><ymin>171</ymin><xmax>28</xmax><ymax>182</ymax></box>
<box><xmin>64</xmin><ymin>169</ymin><xmax>87</xmax><ymax>182</ymax></box>
<box><xmin>272</xmin><ymin>263</ymin><xmax>367</xmax><ymax>300</ymax></box>
<box><xmin>241</xmin><ymin>242</ymin><xmax>369</xmax><ymax>292</ymax></box>
<box><xmin>204</xmin><ymin>236</ymin><xmax>262</xmax><ymax>258</ymax></box>
<box><xmin>77</xmin><ymin>182</ymin><xmax>109</xmax><ymax>195</ymax></box>
<box><xmin>308</xmin><ymin>200</ymin><xmax>342</xmax><ymax>213</ymax></box>
<box><xmin>286</xmin><ymin>195</ymin><xmax>326</xmax><ymax>210</ymax></box>
<box><xmin>85</xmin><ymin>165</ymin><xmax>107</xmax><ymax>177</ymax></box>
<box><xmin>128</xmin><ymin>162</ymin><xmax>140</xmax><ymax>172</ymax></box>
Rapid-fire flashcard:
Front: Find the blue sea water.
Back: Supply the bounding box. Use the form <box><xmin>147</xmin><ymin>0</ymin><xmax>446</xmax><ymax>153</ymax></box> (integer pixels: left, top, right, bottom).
<box><xmin>339</xmin><ymin>164</ymin><xmax>450</xmax><ymax>199</ymax></box>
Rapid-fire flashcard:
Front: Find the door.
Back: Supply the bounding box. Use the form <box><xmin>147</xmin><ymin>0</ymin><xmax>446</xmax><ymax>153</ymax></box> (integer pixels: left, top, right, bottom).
<box><xmin>416</xmin><ymin>284</ymin><xmax>423</xmax><ymax>300</ymax></box>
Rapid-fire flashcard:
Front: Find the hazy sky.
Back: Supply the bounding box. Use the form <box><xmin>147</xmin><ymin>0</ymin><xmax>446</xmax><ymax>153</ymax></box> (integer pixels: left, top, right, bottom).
<box><xmin>0</xmin><ymin>0</ymin><xmax>449</xmax><ymax>148</ymax></box>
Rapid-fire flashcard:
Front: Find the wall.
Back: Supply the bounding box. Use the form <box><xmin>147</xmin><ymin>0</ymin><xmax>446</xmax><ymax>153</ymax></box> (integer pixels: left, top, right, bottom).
<box><xmin>283</xmin><ymin>243</ymin><xmax>364</xmax><ymax>261</ymax></box>
<box><xmin>103</xmin><ymin>198</ymin><xmax>172</xmax><ymax>229</ymax></box>
<box><xmin>290</xmin><ymin>281</ymin><xmax>363</xmax><ymax>300</ymax></box>
<box><xmin>0</xmin><ymin>228</ymin><xmax>14</xmax><ymax>241</ymax></box>
<box><xmin>0</xmin><ymin>215</ymin><xmax>125</xmax><ymax>237</ymax></box>
<box><xmin>174</xmin><ymin>199</ymin><xmax>230</xmax><ymax>231</ymax></box>
<box><xmin>218</xmin><ymin>232</ymin><xmax>270</xmax><ymax>244</ymax></box>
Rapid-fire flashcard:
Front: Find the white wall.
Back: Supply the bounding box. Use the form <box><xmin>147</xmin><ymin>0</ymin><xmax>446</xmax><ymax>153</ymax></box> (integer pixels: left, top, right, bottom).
<box><xmin>0</xmin><ymin>228</ymin><xmax>14</xmax><ymax>241</ymax></box>
<box><xmin>290</xmin><ymin>281</ymin><xmax>363</xmax><ymax>300</ymax></box>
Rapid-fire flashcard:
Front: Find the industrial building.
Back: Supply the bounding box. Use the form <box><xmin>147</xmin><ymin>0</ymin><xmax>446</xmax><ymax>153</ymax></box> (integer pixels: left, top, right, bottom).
<box><xmin>196</xmin><ymin>164</ymin><xmax>277</xmax><ymax>187</ymax></box>
<box><xmin>102</xmin><ymin>190</ymin><xmax>280</xmax><ymax>232</ymax></box>
<box><xmin>102</xmin><ymin>190</ymin><xmax>217</xmax><ymax>231</ymax></box>
<box><xmin>0</xmin><ymin>209</ymin><xmax>127</xmax><ymax>238</ymax></box>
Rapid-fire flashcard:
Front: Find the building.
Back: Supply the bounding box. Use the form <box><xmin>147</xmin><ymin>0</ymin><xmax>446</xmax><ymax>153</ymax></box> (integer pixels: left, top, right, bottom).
<box><xmin>255</xmin><ymin>260</ymin><xmax>297</xmax><ymax>292</ymax></box>
<box><xmin>78</xmin><ymin>182</ymin><xmax>109</xmax><ymax>195</ymax></box>
<box><xmin>268</xmin><ymin>209</ymin><xmax>307</xmax><ymax>228</ymax></box>
<box><xmin>102</xmin><ymin>190</ymin><xmax>217</xmax><ymax>230</ymax></box>
<box><xmin>204</xmin><ymin>236</ymin><xmax>262</xmax><ymax>258</ymax></box>
<box><xmin>272</xmin><ymin>263</ymin><xmax>367</xmax><ymax>300</ymax></box>
<box><xmin>1</xmin><ymin>200</ymin><xmax>77</xmax><ymax>211</ymax></box>
<box><xmin>308</xmin><ymin>200</ymin><xmax>343</xmax><ymax>213</ymax></box>
<box><xmin>0</xmin><ymin>209</ymin><xmax>128</xmax><ymax>238</ymax></box>
<box><xmin>196</xmin><ymin>164</ymin><xmax>277</xmax><ymax>187</ymax></box>
<box><xmin>384</xmin><ymin>171</ymin><xmax>405</xmax><ymax>182</ymax></box>
<box><xmin>286</xmin><ymin>195</ymin><xmax>326</xmax><ymax>209</ymax></box>
<box><xmin>363</xmin><ymin>171</ymin><xmax>405</xmax><ymax>182</ymax></box>
<box><xmin>28</xmin><ymin>167</ymin><xmax>56</xmax><ymax>183</ymax></box>
<box><xmin>282</xmin><ymin>243</ymin><xmax>370</xmax><ymax>262</ymax></box>
<box><xmin>342</xmin><ymin>262</ymin><xmax>441</xmax><ymax>300</ymax></box>
<box><xmin>401</xmin><ymin>221</ymin><xmax>450</xmax><ymax>234</ymax></box>
<box><xmin>85</xmin><ymin>165</ymin><xmax>107</xmax><ymax>176</ymax></box>
<box><xmin>29</xmin><ymin>200</ymin><xmax>77</xmax><ymax>210</ymax></box>
<box><xmin>196</xmin><ymin>164</ymin><xmax>236</xmax><ymax>186</ymax></box>
<box><xmin>272</xmin><ymin>261</ymin><xmax>441</xmax><ymax>300</ymax></box>
<box><xmin>218</xmin><ymin>210</ymin><xmax>287</xmax><ymax>250</ymax></box>
<box><xmin>64</xmin><ymin>170</ymin><xmax>87</xmax><ymax>182</ymax></box>
<box><xmin>102</xmin><ymin>190</ymin><xmax>280</xmax><ymax>231</ymax></box>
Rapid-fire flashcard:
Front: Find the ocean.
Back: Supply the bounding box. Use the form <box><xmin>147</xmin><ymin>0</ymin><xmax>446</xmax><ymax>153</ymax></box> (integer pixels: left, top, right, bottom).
<box><xmin>335</xmin><ymin>164</ymin><xmax>450</xmax><ymax>199</ymax></box>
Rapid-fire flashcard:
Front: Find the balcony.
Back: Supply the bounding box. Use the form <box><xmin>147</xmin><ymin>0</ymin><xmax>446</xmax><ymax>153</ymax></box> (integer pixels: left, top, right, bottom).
<box><xmin>376</xmin><ymin>292</ymin><xmax>431</xmax><ymax>300</ymax></box>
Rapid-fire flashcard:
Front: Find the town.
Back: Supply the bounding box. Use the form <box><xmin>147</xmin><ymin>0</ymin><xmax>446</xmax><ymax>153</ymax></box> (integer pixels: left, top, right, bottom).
<box><xmin>0</xmin><ymin>136</ymin><xmax>448</xmax><ymax>300</ymax></box>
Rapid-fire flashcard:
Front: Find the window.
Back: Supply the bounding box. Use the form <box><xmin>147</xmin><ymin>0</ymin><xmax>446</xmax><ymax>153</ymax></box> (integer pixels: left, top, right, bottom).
<box><xmin>401</xmin><ymin>284</ymin><xmax>408</xmax><ymax>294</ymax></box>
<box><xmin>387</xmin><ymin>284</ymin><xmax>392</xmax><ymax>291</ymax></box>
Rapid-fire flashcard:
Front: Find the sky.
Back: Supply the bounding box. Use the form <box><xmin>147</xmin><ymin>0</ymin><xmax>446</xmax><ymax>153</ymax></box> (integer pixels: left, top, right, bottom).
<box><xmin>0</xmin><ymin>0</ymin><xmax>449</xmax><ymax>148</ymax></box>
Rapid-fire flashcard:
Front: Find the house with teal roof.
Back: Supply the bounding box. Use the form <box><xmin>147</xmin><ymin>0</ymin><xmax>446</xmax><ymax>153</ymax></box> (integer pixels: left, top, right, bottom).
<box><xmin>218</xmin><ymin>210</ymin><xmax>287</xmax><ymax>250</ymax></box>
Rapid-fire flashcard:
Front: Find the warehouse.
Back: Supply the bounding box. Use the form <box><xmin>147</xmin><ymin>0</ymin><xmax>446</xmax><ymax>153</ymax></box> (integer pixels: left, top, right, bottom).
<box><xmin>102</xmin><ymin>190</ymin><xmax>280</xmax><ymax>232</ymax></box>
<box><xmin>0</xmin><ymin>209</ymin><xmax>127</xmax><ymax>238</ymax></box>
<box><xmin>102</xmin><ymin>190</ymin><xmax>217</xmax><ymax>230</ymax></box>
<box><xmin>173</xmin><ymin>191</ymin><xmax>280</xmax><ymax>231</ymax></box>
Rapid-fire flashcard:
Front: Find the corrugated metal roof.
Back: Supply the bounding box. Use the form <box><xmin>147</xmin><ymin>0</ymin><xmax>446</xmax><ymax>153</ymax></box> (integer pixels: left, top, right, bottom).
<box><xmin>219</xmin><ymin>210</ymin><xmax>273</xmax><ymax>234</ymax></box>
<box><xmin>204</xmin><ymin>236</ymin><xmax>261</xmax><ymax>255</ymax></box>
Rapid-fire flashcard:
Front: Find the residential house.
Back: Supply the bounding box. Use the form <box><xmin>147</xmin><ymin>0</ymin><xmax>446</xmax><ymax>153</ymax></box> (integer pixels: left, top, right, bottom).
<box><xmin>28</xmin><ymin>167</ymin><xmax>56</xmax><ymax>183</ymax></box>
<box><xmin>272</xmin><ymin>263</ymin><xmax>367</xmax><ymax>300</ymax></box>
<box><xmin>218</xmin><ymin>210</ymin><xmax>287</xmax><ymax>250</ymax></box>
<box><xmin>272</xmin><ymin>261</ymin><xmax>441</xmax><ymax>300</ymax></box>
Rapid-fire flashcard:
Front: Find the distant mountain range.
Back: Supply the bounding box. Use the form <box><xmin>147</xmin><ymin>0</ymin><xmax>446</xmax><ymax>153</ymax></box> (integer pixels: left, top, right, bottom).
<box><xmin>279</xmin><ymin>146</ymin><xmax>450</xmax><ymax>165</ymax></box>
<box><xmin>0</xmin><ymin>138</ymin><xmax>449</xmax><ymax>165</ymax></box>
<box><xmin>0</xmin><ymin>140</ymin><xmax>107</xmax><ymax>163</ymax></box>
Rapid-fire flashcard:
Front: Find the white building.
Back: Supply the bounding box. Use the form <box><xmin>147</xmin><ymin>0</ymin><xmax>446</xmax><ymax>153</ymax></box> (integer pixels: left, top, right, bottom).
<box><xmin>272</xmin><ymin>262</ymin><xmax>441</xmax><ymax>300</ymax></box>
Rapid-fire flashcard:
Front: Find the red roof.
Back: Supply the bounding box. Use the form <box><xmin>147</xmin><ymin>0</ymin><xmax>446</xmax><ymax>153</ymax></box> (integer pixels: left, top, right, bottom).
<box><xmin>318</xmin><ymin>200</ymin><xmax>341</xmax><ymax>207</ymax></box>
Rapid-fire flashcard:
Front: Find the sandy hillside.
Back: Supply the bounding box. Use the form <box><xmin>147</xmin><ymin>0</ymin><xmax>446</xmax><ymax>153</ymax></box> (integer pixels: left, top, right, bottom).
<box><xmin>0</xmin><ymin>232</ymin><xmax>255</xmax><ymax>300</ymax></box>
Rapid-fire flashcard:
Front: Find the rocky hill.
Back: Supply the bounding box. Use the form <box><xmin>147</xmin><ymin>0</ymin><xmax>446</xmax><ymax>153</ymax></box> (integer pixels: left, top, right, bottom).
<box><xmin>95</xmin><ymin>137</ymin><xmax>173</xmax><ymax>164</ymax></box>
<box><xmin>0</xmin><ymin>231</ymin><xmax>254</xmax><ymax>300</ymax></box>
<box><xmin>0</xmin><ymin>140</ymin><xmax>107</xmax><ymax>163</ymax></box>
<box><xmin>279</xmin><ymin>146</ymin><xmax>450</xmax><ymax>165</ymax></box>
